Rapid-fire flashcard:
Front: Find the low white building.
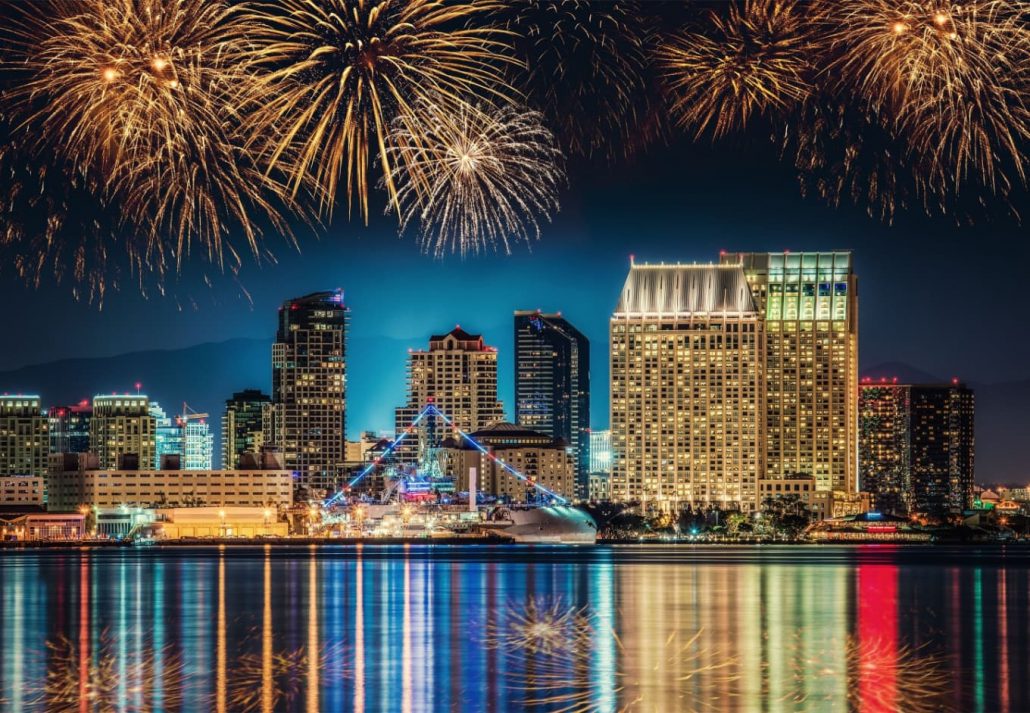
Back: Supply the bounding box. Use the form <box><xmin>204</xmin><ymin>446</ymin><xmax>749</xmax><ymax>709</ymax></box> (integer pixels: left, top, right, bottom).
<box><xmin>47</xmin><ymin>452</ymin><xmax>293</xmax><ymax>512</ymax></box>
<box><xmin>0</xmin><ymin>475</ymin><xmax>45</xmax><ymax>507</ymax></box>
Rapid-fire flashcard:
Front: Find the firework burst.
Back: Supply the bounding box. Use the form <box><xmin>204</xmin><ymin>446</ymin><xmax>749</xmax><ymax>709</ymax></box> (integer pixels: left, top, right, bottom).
<box><xmin>1</xmin><ymin>0</ymin><xmax>299</xmax><ymax>295</ymax></box>
<box><xmin>388</xmin><ymin>99</ymin><xmax>564</xmax><ymax>258</ymax></box>
<box><xmin>495</xmin><ymin>1</ymin><xmax>658</xmax><ymax>161</ymax></box>
<box><xmin>659</xmin><ymin>0</ymin><xmax>814</xmax><ymax>140</ymax></box>
<box><xmin>236</xmin><ymin>0</ymin><xmax>513</xmax><ymax>222</ymax></box>
<box><xmin>818</xmin><ymin>0</ymin><xmax>1030</xmax><ymax>198</ymax></box>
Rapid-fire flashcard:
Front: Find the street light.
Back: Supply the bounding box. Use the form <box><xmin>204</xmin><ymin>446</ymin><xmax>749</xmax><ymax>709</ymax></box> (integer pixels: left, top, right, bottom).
<box><xmin>219</xmin><ymin>509</ymin><xmax>226</xmax><ymax>537</ymax></box>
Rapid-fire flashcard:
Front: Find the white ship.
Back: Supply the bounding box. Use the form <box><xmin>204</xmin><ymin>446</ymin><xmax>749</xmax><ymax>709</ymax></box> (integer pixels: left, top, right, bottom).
<box><xmin>484</xmin><ymin>506</ymin><xmax>597</xmax><ymax>544</ymax></box>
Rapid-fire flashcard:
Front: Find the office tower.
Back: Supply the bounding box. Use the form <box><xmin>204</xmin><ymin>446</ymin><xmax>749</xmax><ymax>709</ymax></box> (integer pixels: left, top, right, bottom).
<box><xmin>859</xmin><ymin>381</ymin><xmax>911</xmax><ymax>514</ymax></box>
<box><xmin>0</xmin><ymin>395</ymin><xmax>48</xmax><ymax>478</ymax></box>
<box><xmin>910</xmin><ymin>382</ymin><xmax>975</xmax><ymax>515</ymax></box>
<box><xmin>587</xmin><ymin>429</ymin><xmax>612</xmax><ymax>501</ymax></box>
<box><xmin>439</xmin><ymin>423</ymin><xmax>575</xmax><ymax>502</ymax></box>
<box><xmin>182</xmin><ymin>419</ymin><xmax>214</xmax><ymax>470</ymax></box>
<box><xmin>48</xmin><ymin>401</ymin><xmax>92</xmax><ymax>455</ymax></box>
<box><xmin>222</xmin><ymin>389</ymin><xmax>272</xmax><ymax>469</ymax></box>
<box><xmin>395</xmin><ymin>327</ymin><xmax>505</xmax><ymax>464</ymax></box>
<box><xmin>610</xmin><ymin>262</ymin><xmax>763</xmax><ymax>511</ymax></box>
<box><xmin>859</xmin><ymin>380</ymin><xmax>975</xmax><ymax>516</ymax></box>
<box><xmin>722</xmin><ymin>251</ymin><xmax>858</xmax><ymax>494</ymax></box>
<box><xmin>272</xmin><ymin>290</ymin><xmax>348</xmax><ymax>494</ymax></box>
<box><xmin>90</xmin><ymin>395</ymin><xmax>156</xmax><ymax>469</ymax></box>
<box><xmin>514</xmin><ymin>310</ymin><xmax>590</xmax><ymax>498</ymax></box>
<box><xmin>151</xmin><ymin>402</ymin><xmax>183</xmax><ymax>469</ymax></box>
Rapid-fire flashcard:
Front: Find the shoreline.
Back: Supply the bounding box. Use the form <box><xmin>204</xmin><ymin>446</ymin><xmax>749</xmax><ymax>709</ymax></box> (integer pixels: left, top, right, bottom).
<box><xmin>2</xmin><ymin>536</ymin><xmax>1027</xmax><ymax>549</ymax></box>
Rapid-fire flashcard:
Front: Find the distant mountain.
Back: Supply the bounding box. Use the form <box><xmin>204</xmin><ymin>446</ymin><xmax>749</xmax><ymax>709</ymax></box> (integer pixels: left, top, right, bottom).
<box><xmin>860</xmin><ymin>361</ymin><xmax>943</xmax><ymax>385</ymax></box>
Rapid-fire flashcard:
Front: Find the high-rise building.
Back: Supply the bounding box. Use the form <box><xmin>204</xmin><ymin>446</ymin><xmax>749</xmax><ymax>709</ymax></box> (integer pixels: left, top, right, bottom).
<box><xmin>0</xmin><ymin>395</ymin><xmax>48</xmax><ymax>478</ymax></box>
<box><xmin>151</xmin><ymin>402</ymin><xmax>182</xmax><ymax>469</ymax></box>
<box><xmin>514</xmin><ymin>310</ymin><xmax>590</xmax><ymax>497</ymax></box>
<box><xmin>90</xmin><ymin>395</ymin><xmax>155</xmax><ymax>469</ymax></box>
<box><xmin>222</xmin><ymin>389</ymin><xmax>272</xmax><ymax>469</ymax></box>
<box><xmin>721</xmin><ymin>251</ymin><xmax>858</xmax><ymax>494</ymax></box>
<box><xmin>859</xmin><ymin>381</ymin><xmax>911</xmax><ymax>514</ymax></box>
<box><xmin>182</xmin><ymin>419</ymin><xmax>214</xmax><ymax>470</ymax></box>
<box><xmin>48</xmin><ymin>401</ymin><xmax>92</xmax><ymax>455</ymax></box>
<box><xmin>911</xmin><ymin>382</ymin><xmax>975</xmax><ymax>515</ymax></box>
<box><xmin>859</xmin><ymin>379</ymin><xmax>975</xmax><ymax>515</ymax></box>
<box><xmin>395</xmin><ymin>327</ymin><xmax>505</xmax><ymax>464</ymax></box>
<box><xmin>588</xmin><ymin>429</ymin><xmax>612</xmax><ymax>476</ymax></box>
<box><xmin>272</xmin><ymin>290</ymin><xmax>348</xmax><ymax>494</ymax></box>
<box><xmin>610</xmin><ymin>262</ymin><xmax>763</xmax><ymax>511</ymax></box>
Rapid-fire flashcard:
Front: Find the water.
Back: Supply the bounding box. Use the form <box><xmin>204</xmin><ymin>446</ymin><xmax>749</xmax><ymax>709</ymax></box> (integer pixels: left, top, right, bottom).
<box><xmin>0</xmin><ymin>544</ymin><xmax>1028</xmax><ymax>712</ymax></box>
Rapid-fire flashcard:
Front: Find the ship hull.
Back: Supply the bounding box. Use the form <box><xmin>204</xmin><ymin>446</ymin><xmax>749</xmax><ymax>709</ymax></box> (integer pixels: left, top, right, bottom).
<box><xmin>491</xmin><ymin>506</ymin><xmax>597</xmax><ymax>544</ymax></box>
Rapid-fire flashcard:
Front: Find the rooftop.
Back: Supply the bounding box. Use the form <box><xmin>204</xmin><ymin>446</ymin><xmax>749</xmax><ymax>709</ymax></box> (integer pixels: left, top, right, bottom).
<box><xmin>614</xmin><ymin>263</ymin><xmax>758</xmax><ymax>316</ymax></box>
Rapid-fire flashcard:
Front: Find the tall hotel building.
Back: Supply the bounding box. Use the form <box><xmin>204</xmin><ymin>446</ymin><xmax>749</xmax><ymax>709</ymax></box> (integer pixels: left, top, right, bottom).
<box><xmin>272</xmin><ymin>290</ymin><xmax>348</xmax><ymax>494</ymax></box>
<box><xmin>610</xmin><ymin>262</ymin><xmax>763</xmax><ymax>510</ymax></box>
<box><xmin>721</xmin><ymin>251</ymin><xmax>858</xmax><ymax>494</ymax></box>
<box><xmin>395</xmin><ymin>327</ymin><xmax>505</xmax><ymax>464</ymax></box>
<box><xmin>0</xmin><ymin>396</ymin><xmax>48</xmax><ymax>478</ymax></box>
<box><xmin>860</xmin><ymin>380</ymin><xmax>975</xmax><ymax>515</ymax></box>
<box><xmin>514</xmin><ymin>311</ymin><xmax>590</xmax><ymax>497</ymax></box>
<box><xmin>89</xmin><ymin>395</ymin><xmax>156</xmax><ymax>469</ymax></box>
<box><xmin>48</xmin><ymin>401</ymin><xmax>92</xmax><ymax>455</ymax></box>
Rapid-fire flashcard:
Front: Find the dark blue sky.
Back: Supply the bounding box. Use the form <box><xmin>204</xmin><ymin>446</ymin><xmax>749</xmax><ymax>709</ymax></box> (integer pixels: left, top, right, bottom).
<box><xmin>3</xmin><ymin>137</ymin><xmax>1028</xmax><ymax>437</ymax></box>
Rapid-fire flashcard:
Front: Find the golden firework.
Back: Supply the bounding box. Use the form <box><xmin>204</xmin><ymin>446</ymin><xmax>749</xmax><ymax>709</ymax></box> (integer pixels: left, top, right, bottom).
<box><xmin>494</xmin><ymin>0</ymin><xmax>658</xmax><ymax>160</ymax></box>
<box><xmin>236</xmin><ymin>0</ymin><xmax>514</xmax><ymax>222</ymax></box>
<box><xmin>818</xmin><ymin>0</ymin><xmax>1030</xmax><ymax>196</ymax></box>
<box><xmin>388</xmin><ymin>99</ymin><xmax>564</xmax><ymax>258</ymax></box>
<box><xmin>3</xmin><ymin>0</ymin><xmax>299</xmax><ymax>290</ymax></box>
<box><xmin>659</xmin><ymin>0</ymin><xmax>814</xmax><ymax>140</ymax></box>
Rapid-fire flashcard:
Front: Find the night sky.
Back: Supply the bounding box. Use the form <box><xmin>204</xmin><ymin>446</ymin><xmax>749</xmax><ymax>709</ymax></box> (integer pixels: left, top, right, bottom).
<box><xmin>3</xmin><ymin>134</ymin><xmax>1027</xmax><ymax>443</ymax></box>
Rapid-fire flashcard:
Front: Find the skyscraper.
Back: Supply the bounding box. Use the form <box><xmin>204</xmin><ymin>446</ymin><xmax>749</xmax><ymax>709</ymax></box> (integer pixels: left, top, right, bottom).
<box><xmin>514</xmin><ymin>310</ymin><xmax>590</xmax><ymax>497</ymax></box>
<box><xmin>610</xmin><ymin>262</ymin><xmax>763</xmax><ymax>511</ymax></box>
<box><xmin>0</xmin><ymin>395</ymin><xmax>48</xmax><ymax>478</ymax></box>
<box><xmin>722</xmin><ymin>251</ymin><xmax>858</xmax><ymax>494</ymax></box>
<box><xmin>859</xmin><ymin>381</ymin><xmax>911</xmax><ymax>514</ymax></box>
<box><xmin>90</xmin><ymin>395</ymin><xmax>156</xmax><ymax>469</ymax></box>
<box><xmin>48</xmin><ymin>401</ymin><xmax>92</xmax><ymax>455</ymax></box>
<box><xmin>272</xmin><ymin>290</ymin><xmax>348</xmax><ymax>494</ymax></box>
<box><xmin>181</xmin><ymin>419</ymin><xmax>214</xmax><ymax>470</ymax></box>
<box><xmin>222</xmin><ymin>389</ymin><xmax>272</xmax><ymax>469</ymax></box>
<box><xmin>395</xmin><ymin>327</ymin><xmax>505</xmax><ymax>464</ymax></box>
<box><xmin>151</xmin><ymin>402</ymin><xmax>182</xmax><ymax>469</ymax></box>
<box><xmin>910</xmin><ymin>382</ymin><xmax>975</xmax><ymax>515</ymax></box>
<box><xmin>859</xmin><ymin>380</ymin><xmax>975</xmax><ymax>516</ymax></box>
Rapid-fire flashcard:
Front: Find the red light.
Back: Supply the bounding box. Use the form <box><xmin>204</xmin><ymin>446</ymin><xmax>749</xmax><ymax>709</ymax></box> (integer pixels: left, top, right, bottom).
<box><xmin>867</xmin><ymin>526</ymin><xmax>897</xmax><ymax>534</ymax></box>
<box><xmin>952</xmin><ymin>377</ymin><xmax>959</xmax><ymax>385</ymax></box>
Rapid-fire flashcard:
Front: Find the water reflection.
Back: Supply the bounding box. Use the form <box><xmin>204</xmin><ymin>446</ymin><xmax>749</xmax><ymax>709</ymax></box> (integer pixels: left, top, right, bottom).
<box><xmin>0</xmin><ymin>545</ymin><xmax>1026</xmax><ymax>712</ymax></box>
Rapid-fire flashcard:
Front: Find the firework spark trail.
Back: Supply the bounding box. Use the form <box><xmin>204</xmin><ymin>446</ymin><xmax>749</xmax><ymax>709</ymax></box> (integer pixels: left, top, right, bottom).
<box><xmin>484</xmin><ymin>597</ymin><xmax>593</xmax><ymax>657</ymax></box>
<box><xmin>388</xmin><ymin>99</ymin><xmax>564</xmax><ymax>258</ymax></box>
<box><xmin>495</xmin><ymin>0</ymin><xmax>657</xmax><ymax>161</ymax></box>
<box><xmin>2</xmin><ymin>0</ymin><xmax>302</xmax><ymax>296</ymax></box>
<box><xmin>659</xmin><ymin>0</ymin><xmax>814</xmax><ymax>140</ymax></box>
<box><xmin>236</xmin><ymin>0</ymin><xmax>515</xmax><ymax>223</ymax></box>
<box><xmin>817</xmin><ymin>0</ymin><xmax>1030</xmax><ymax>198</ymax></box>
<box><xmin>228</xmin><ymin>637</ymin><xmax>353</xmax><ymax>712</ymax></box>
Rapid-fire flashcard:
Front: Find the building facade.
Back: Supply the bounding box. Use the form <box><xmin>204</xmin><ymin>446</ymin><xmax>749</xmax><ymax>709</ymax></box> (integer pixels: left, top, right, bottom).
<box><xmin>0</xmin><ymin>395</ymin><xmax>48</xmax><ymax>479</ymax></box>
<box><xmin>48</xmin><ymin>401</ymin><xmax>92</xmax><ymax>455</ymax></box>
<box><xmin>910</xmin><ymin>382</ymin><xmax>975</xmax><ymax>515</ymax></box>
<box><xmin>438</xmin><ymin>423</ymin><xmax>575</xmax><ymax>502</ymax></box>
<box><xmin>395</xmin><ymin>327</ymin><xmax>505</xmax><ymax>464</ymax></box>
<box><xmin>47</xmin><ymin>452</ymin><xmax>293</xmax><ymax>512</ymax></box>
<box><xmin>859</xmin><ymin>381</ymin><xmax>912</xmax><ymax>514</ymax></box>
<box><xmin>0</xmin><ymin>475</ymin><xmax>45</xmax><ymax>507</ymax></box>
<box><xmin>90</xmin><ymin>395</ymin><xmax>155</xmax><ymax>470</ymax></box>
<box><xmin>588</xmin><ymin>429</ymin><xmax>612</xmax><ymax>501</ymax></box>
<box><xmin>859</xmin><ymin>380</ymin><xmax>975</xmax><ymax>516</ymax></box>
<box><xmin>222</xmin><ymin>389</ymin><xmax>272</xmax><ymax>469</ymax></box>
<box><xmin>272</xmin><ymin>290</ymin><xmax>348</xmax><ymax>494</ymax></box>
<box><xmin>514</xmin><ymin>311</ymin><xmax>590</xmax><ymax>497</ymax></box>
<box><xmin>151</xmin><ymin>402</ymin><xmax>182</xmax><ymax>469</ymax></box>
<box><xmin>722</xmin><ymin>251</ymin><xmax>858</xmax><ymax>494</ymax></box>
<box><xmin>610</xmin><ymin>263</ymin><xmax>764</xmax><ymax>511</ymax></box>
